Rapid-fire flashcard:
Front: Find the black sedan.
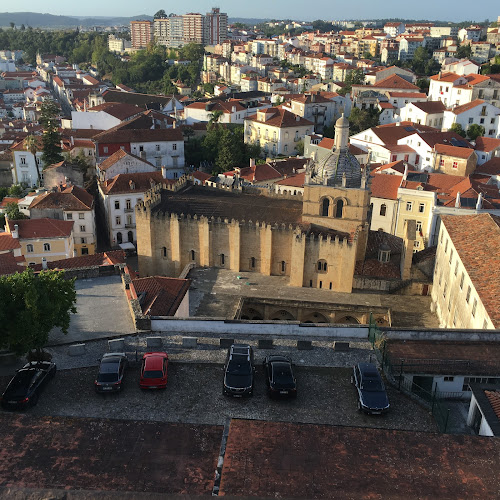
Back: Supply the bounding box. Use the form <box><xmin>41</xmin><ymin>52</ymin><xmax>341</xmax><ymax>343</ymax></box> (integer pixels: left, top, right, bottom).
<box><xmin>263</xmin><ymin>355</ymin><xmax>297</xmax><ymax>398</ymax></box>
<box><xmin>352</xmin><ymin>363</ymin><xmax>390</xmax><ymax>414</ymax></box>
<box><xmin>94</xmin><ymin>353</ymin><xmax>128</xmax><ymax>393</ymax></box>
<box><xmin>223</xmin><ymin>344</ymin><xmax>254</xmax><ymax>397</ymax></box>
<box><xmin>1</xmin><ymin>361</ymin><xmax>56</xmax><ymax>410</ymax></box>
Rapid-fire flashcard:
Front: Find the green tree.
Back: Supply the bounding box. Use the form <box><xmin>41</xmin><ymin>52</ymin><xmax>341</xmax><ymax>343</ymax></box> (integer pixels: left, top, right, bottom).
<box><xmin>348</xmin><ymin>107</ymin><xmax>380</xmax><ymax>135</ymax></box>
<box><xmin>0</xmin><ymin>187</ymin><xmax>8</xmax><ymax>202</ymax></box>
<box><xmin>295</xmin><ymin>139</ymin><xmax>305</xmax><ymax>156</ymax></box>
<box><xmin>456</xmin><ymin>44</ymin><xmax>472</xmax><ymax>59</ymax></box>
<box><xmin>0</xmin><ymin>268</ymin><xmax>77</xmax><ymax>357</ymax></box>
<box><xmin>5</xmin><ymin>202</ymin><xmax>26</xmax><ymax>221</ymax></box>
<box><xmin>180</xmin><ymin>42</ymin><xmax>204</xmax><ymax>62</ymax></box>
<box><xmin>323</xmin><ymin>122</ymin><xmax>335</xmax><ymax>139</ymax></box>
<box><xmin>449</xmin><ymin>123</ymin><xmax>466</xmax><ymax>138</ymax></box>
<box><xmin>40</xmin><ymin>100</ymin><xmax>64</xmax><ymax>166</ymax></box>
<box><xmin>8</xmin><ymin>185</ymin><xmax>24</xmax><ymax>197</ymax></box>
<box><xmin>154</xmin><ymin>9</ymin><xmax>167</xmax><ymax>19</ymax></box>
<box><xmin>467</xmin><ymin>124</ymin><xmax>485</xmax><ymax>141</ymax></box>
<box><xmin>338</xmin><ymin>69</ymin><xmax>365</xmax><ymax>95</ymax></box>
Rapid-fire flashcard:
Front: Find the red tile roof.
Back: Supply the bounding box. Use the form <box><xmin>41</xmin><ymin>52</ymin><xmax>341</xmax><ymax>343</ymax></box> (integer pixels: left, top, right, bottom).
<box><xmin>219</xmin><ymin>419</ymin><xmax>500</xmax><ymax>498</ymax></box>
<box><xmin>370</xmin><ymin>173</ymin><xmax>402</xmax><ymax>200</ymax></box>
<box><xmin>87</xmin><ymin>102</ymin><xmax>143</xmax><ymax>120</ymax></box>
<box><xmin>412</xmin><ymin>101</ymin><xmax>446</xmax><ymax>114</ymax></box>
<box><xmin>6</xmin><ymin>218</ymin><xmax>74</xmax><ymax>239</ymax></box>
<box><xmin>31</xmin><ymin>250</ymin><xmax>126</xmax><ymax>271</ymax></box>
<box><xmin>132</xmin><ymin>276</ymin><xmax>190</xmax><ymax>316</ymax></box>
<box><xmin>224</xmin><ymin>163</ymin><xmax>281</xmax><ymax>183</ymax></box>
<box><xmin>434</xmin><ymin>143</ymin><xmax>475</xmax><ymax>159</ymax></box>
<box><xmin>100</xmin><ymin>171</ymin><xmax>173</xmax><ymax>195</ymax></box>
<box><xmin>485</xmin><ymin>390</ymin><xmax>500</xmax><ymax>420</ymax></box>
<box><xmin>452</xmin><ymin>99</ymin><xmax>485</xmax><ymax>115</ymax></box>
<box><xmin>29</xmin><ymin>185</ymin><xmax>94</xmax><ymax>211</ymax></box>
<box><xmin>246</xmin><ymin>107</ymin><xmax>313</xmax><ymax>128</ymax></box>
<box><xmin>476</xmin><ymin>157</ymin><xmax>500</xmax><ymax>176</ymax></box>
<box><xmin>190</xmin><ymin>171</ymin><xmax>212</xmax><ymax>183</ymax></box>
<box><xmin>429</xmin><ymin>72</ymin><xmax>461</xmax><ymax>82</ymax></box>
<box><xmin>474</xmin><ymin>136</ymin><xmax>500</xmax><ymax>153</ymax></box>
<box><xmin>0</xmin><ymin>251</ymin><xmax>23</xmax><ymax>275</ymax></box>
<box><xmin>441</xmin><ymin>214</ymin><xmax>500</xmax><ymax>327</ymax></box>
<box><xmin>0</xmin><ymin>232</ymin><xmax>21</xmax><ymax>251</ymax></box>
<box><xmin>386</xmin><ymin>91</ymin><xmax>427</xmax><ymax>99</ymax></box>
<box><xmin>98</xmin><ymin>149</ymin><xmax>154</xmax><ymax>171</ymax></box>
<box><xmin>0</xmin><ymin>196</ymin><xmax>22</xmax><ymax>209</ymax></box>
<box><xmin>371</xmin><ymin>74</ymin><xmax>420</xmax><ymax>90</ymax></box>
<box><xmin>275</xmin><ymin>172</ymin><xmax>306</xmax><ymax>187</ymax></box>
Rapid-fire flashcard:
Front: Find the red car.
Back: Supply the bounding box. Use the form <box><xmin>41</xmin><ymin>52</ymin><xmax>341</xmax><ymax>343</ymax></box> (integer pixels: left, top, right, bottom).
<box><xmin>140</xmin><ymin>352</ymin><xmax>168</xmax><ymax>389</ymax></box>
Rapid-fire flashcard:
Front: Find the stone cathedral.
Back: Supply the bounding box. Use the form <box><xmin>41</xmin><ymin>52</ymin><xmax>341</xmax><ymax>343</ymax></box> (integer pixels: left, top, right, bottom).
<box><xmin>136</xmin><ymin>115</ymin><xmax>371</xmax><ymax>293</ymax></box>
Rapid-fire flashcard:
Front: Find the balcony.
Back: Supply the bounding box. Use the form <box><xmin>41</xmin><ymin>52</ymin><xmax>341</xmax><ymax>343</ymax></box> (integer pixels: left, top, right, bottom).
<box><xmin>124</xmin><ymin>208</ymin><xmax>134</xmax><ymax>213</ymax></box>
<box><xmin>125</xmin><ymin>223</ymin><xmax>136</xmax><ymax>229</ymax></box>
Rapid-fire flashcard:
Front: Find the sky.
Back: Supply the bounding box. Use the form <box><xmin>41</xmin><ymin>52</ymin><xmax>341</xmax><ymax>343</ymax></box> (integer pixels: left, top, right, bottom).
<box><xmin>2</xmin><ymin>0</ymin><xmax>499</xmax><ymax>22</ymax></box>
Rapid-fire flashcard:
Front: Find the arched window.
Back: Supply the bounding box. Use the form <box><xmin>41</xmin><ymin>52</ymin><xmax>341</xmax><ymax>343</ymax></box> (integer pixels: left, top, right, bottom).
<box><xmin>380</xmin><ymin>204</ymin><xmax>387</xmax><ymax>216</ymax></box>
<box><xmin>127</xmin><ymin>231</ymin><xmax>134</xmax><ymax>243</ymax></box>
<box><xmin>190</xmin><ymin>250</ymin><xmax>195</xmax><ymax>261</ymax></box>
<box><xmin>43</xmin><ymin>243</ymin><xmax>51</xmax><ymax>252</ymax></box>
<box><xmin>162</xmin><ymin>246</ymin><xmax>167</xmax><ymax>257</ymax></box>
<box><xmin>250</xmin><ymin>257</ymin><xmax>256</xmax><ymax>268</ymax></box>
<box><xmin>322</xmin><ymin>198</ymin><xmax>330</xmax><ymax>216</ymax></box>
<box><xmin>116</xmin><ymin>232</ymin><xmax>122</xmax><ymax>244</ymax></box>
<box><xmin>335</xmin><ymin>199</ymin><xmax>344</xmax><ymax>218</ymax></box>
<box><xmin>26</xmin><ymin>244</ymin><xmax>34</xmax><ymax>253</ymax></box>
<box><xmin>317</xmin><ymin>260</ymin><xmax>327</xmax><ymax>273</ymax></box>
<box><xmin>281</xmin><ymin>260</ymin><xmax>286</xmax><ymax>273</ymax></box>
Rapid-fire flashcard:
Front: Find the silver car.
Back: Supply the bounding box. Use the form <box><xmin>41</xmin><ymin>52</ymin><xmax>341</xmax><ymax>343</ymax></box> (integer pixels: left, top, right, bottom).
<box><xmin>94</xmin><ymin>353</ymin><xmax>128</xmax><ymax>393</ymax></box>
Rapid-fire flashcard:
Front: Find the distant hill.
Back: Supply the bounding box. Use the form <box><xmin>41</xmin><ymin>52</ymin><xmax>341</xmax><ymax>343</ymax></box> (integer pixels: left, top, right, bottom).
<box><xmin>0</xmin><ymin>12</ymin><xmax>152</xmax><ymax>28</ymax></box>
<box><xmin>228</xmin><ymin>18</ymin><xmax>270</xmax><ymax>26</ymax></box>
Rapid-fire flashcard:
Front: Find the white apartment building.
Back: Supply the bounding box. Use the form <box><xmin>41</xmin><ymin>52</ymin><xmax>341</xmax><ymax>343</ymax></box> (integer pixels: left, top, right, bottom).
<box><xmin>442</xmin><ymin>100</ymin><xmax>500</xmax><ymax>138</ymax></box>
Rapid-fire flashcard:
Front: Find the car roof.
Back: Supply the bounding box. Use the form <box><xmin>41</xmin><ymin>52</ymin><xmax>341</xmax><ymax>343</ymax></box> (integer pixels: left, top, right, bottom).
<box><xmin>268</xmin><ymin>355</ymin><xmax>291</xmax><ymax>364</ymax></box>
<box><xmin>144</xmin><ymin>352</ymin><xmax>167</xmax><ymax>369</ymax></box>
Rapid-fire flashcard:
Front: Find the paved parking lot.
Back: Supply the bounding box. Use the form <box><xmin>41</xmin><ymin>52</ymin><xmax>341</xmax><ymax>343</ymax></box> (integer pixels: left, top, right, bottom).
<box><xmin>0</xmin><ymin>362</ymin><xmax>437</xmax><ymax>432</ymax></box>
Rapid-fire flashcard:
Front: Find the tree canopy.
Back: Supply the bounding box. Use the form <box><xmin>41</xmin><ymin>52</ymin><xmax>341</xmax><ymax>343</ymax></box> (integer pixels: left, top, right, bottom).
<box><xmin>467</xmin><ymin>124</ymin><xmax>485</xmax><ymax>141</ymax></box>
<box><xmin>0</xmin><ymin>269</ymin><xmax>77</xmax><ymax>356</ymax></box>
<box><xmin>40</xmin><ymin>100</ymin><xmax>64</xmax><ymax>167</ymax></box>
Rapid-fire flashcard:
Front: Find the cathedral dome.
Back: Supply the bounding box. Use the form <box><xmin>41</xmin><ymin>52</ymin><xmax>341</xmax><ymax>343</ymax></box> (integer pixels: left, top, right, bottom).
<box><xmin>311</xmin><ymin>150</ymin><xmax>362</xmax><ymax>188</ymax></box>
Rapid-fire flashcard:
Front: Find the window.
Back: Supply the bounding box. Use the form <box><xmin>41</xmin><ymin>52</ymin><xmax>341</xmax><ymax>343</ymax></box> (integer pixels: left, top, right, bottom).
<box><xmin>126</xmin><ymin>200</ymin><xmax>132</xmax><ymax>210</ymax></box>
<box><xmin>444</xmin><ymin>376</ymin><xmax>454</xmax><ymax>382</ymax></box>
<box><xmin>454</xmin><ymin>261</ymin><xmax>458</xmax><ymax>276</ymax></box>
<box><xmin>162</xmin><ymin>246</ymin><xmax>167</xmax><ymax>257</ymax></box>
<box><xmin>156</xmin><ymin>158</ymin><xmax>161</xmax><ymax>167</ymax></box>
<box><xmin>380</xmin><ymin>204</ymin><xmax>387</xmax><ymax>216</ymax></box>
<box><xmin>466</xmin><ymin>286</ymin><xmax>471</xmax><ymax>303</ymax></box>
<box><xmin>449</xmin><ymin>249</ymin><xmax>453</xmax><ymax>264</ymax></box>
<box><xmin>334</xmin><ymin>199</ymin><xmax>344</xmax><ymax>218</ymax></box>
<box><xmin>472</xmin><ymin>298</ymin><xmax>477</xmax><ymax>317</ymax></box>
<box><xmin>468</xmin><ymin>117</ymin><xmax>473</xmax><ymax>124</ymax></box>
<box><xmin>114</xmin><ymin>200</ymin><xmax>120</xmax><ymax>210</ymax></box>
<box><xmin>443</xmin><ymin>282</ymin><xmax>447</xmax><ymax>298</ymax></box>
<box><xmin>81</xmin><ymin>237</ymin><xmax>86</xmax><ymax>244</ymax></box>
<box><xmin>460</xmin><ymin>272</ymin><xmax>464</xmax><ymax>289</ymax></box>
<box><xmin>220</xmin><ymin>254</ymin><xmax>225</xmax><ymax>266</ymax></box>
<box><xmin>126</xmin><ymin>215</ymin><xmax>132</xmax><ymax>225</ymax></box>
<box><xmin>281</xmin><ymin>260</ymin><xmax>286</xmax><ymax>273</ymax></box>
<box><xmin>416</xmin><ymin>221</ymin><xmax>422</xmax><ymax>231</ymax></box>
<box><xmin>483</xmin><ymin>319</ymin><xmax>488</xmax><ymax>329</ymax></box>
<box><xmin>81</xmin><ymin>247</ymin><xmax>89</xmax><ymax>255</ymax></box>
<box><xmin>66</xmin><ymin>213</ymin><xmax>73</xmax><ymax>220</ymax></box>
<box><xmin>414</xmin><ymin>241</ymin><xmax>420</xmax><ymax>248</ymax></box>
<box><xmin>452</xmin><ymin>161</ymin><xmax>458</xmax><ymax>169</ymax></box>
<box><xmin>190</xmin><ymin>250</ymin><xmax>195</xmax><ymax>261</ymax></box>
<box><xmin>20</xmin><ymin>157</ymin><xmax>26</xmax><ymax>165</ymax></box>
<box><xmin>406</xmin><ymin>201</ymin><xmax>413</xmax><ymax>211</ymax></box>
<box><xmin>317</xmin><ymin>260</ymin><xmax>327</xmax><ymax>272</ymax></box>
<box><xmin>391</xmin><ymin>154</ymin><xmax>397</xmax><ymax>162</ymax></box>
<box><xmin>173</xmin><ymin>144</ymin><xmax>177</xmax><ymax>151</ymax></box>
<box><xmin>444</xmin><ymin>239</ymin><xmax>448</xmax><ymax>253</ymax></box>
<box><xmin>80</xmin><ymin>225</ymin><xmax>86</xmax><ymax>232</ymax></box>
<box><xmin>439</xmin><ymin>159</ymin><xmax>445</xmax><ymax>167</ymax></box>
<box><xmin>43</xmin><ymin>243</ymin><xmax>51</xmax><ymax>252</ymax></box>
<box><xmin>103</xmin><ymin>147</ymin><xmax>108</xmax><ymax>153</ymax></box>
<box><xmin>491</xmin><ymin>118</ymin><xmax>495</xmax><ymax>124</ymax></box>
<box><xmin>418</xmin><ymin>203</ymin><xmax>425</xmax><ymax>213</ymax></box>
<box><xmin>115</xmin><ymin>216</ymin><xmax>121</xmax><ymax>225</ymax></box>
<box><xmin>139</xmin><ymin>146</ymin><xmax>144</xmax><ymax>152</ymax></box>
<box><xmin>480</xmin><ymin>118</ymin><xmax>484</xmax><ymax>124</ymax></box>
<box><xmin>156</xmin><ymin>144</ymin><xmax>160</xmax><ymax>151</ymax></box>
<box><xmin>250</xmin><ymin>257</ymin><xmax>256</xmax><ymax>268</ymax></box>
<box><xmin>79</xmin><ymin>213</ymin><xmax>84</xmax><ymax>220</ymax></box>
<box><xmin>322</xmin><ymin>198</ymin><xmax>330</xmax><ymax>217</ymax></box>
<box><xmin>27</xmin><ymin>244</ymin><xmax>34</xmax><ymax>253</ymax></box>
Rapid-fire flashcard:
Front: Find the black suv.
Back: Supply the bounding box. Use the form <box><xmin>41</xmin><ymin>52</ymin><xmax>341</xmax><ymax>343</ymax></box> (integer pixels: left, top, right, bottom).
<box><xmin>1</xmin><ymin>361</ymin><xmax>56</xmax><ymax>410</ymax></box>
<box><xmin>263</xmin><ymin>355</ymin><xmax>297</xmax><ymax>398</ymax></box>
<box><xmin>223</xmin><ymin>344</ymin><xmax>254</xmax><ymax>397</ymax></box>
<box><xmin>352</xmin><ymin>363</ymin><xmax>390</xmax><ymax>414</ymax></box>
<box><xmin>94</xmin><ymin>353</ymin><xmax>128</xmax><ymax>393</ymax></box>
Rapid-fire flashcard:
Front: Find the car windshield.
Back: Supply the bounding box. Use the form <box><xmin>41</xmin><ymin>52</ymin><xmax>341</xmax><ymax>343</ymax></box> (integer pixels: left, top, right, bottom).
<box><xmin>361</xmin><ymin>378</ymin><xmax>384</xmax><ymax>391</ymax></box>
<box><xmin>5</xmin><ymin>371</ymin><xmax>34</xmax><ymax>393</ymax></box>
<box><xmin>97</xmin><ymin>373</ymin><xmax>119</xmax><ymax>383</ymax></box>
<box><xmin>273</xmin><ymin>364</ymin><xmax>293</xmax><ymax>384</ymax></box>
<box><xmin>143</xmin><ymin>370</ymin><xmax>163</xmax><ymax>379</ymax></box>
<box><xmin>227</xmin><ymin>358</ymin><xmax>252</xmax><ymax>375</ymax></box>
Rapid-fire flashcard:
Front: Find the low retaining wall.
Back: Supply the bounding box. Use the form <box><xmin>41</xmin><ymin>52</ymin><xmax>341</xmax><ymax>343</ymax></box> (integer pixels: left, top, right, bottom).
<box><xmin>150</xmin><ymin>318</ymin><xmax>368</xmax><ymax>340</ymax></box>
<box><xmin>383</xmin><ymin>328</ymin><xmax>500</xmax><ymax>342</ymax></box>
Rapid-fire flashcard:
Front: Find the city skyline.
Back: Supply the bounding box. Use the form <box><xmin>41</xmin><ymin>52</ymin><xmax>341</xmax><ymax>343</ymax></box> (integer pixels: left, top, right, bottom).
<box><xmin>0</xmin><ymin>1</ymin><xmax>498</xmax><ymax>23</ymax></box>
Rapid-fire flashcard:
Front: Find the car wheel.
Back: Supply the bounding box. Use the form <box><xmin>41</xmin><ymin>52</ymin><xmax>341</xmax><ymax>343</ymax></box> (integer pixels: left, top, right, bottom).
<box><xmin>30</xmin><ymin>392</ymin><xmax>39</xmax><ymax>407</ymax></box>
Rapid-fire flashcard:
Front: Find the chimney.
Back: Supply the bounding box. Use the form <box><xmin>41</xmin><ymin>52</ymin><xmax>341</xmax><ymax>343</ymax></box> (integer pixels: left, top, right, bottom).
<box><xmin>455</xmin><ymin>192</ymin><xmax>461</xmax><ymax>208</ymax></box>
<box><xmin>12</xmin><ymin>224</ymin><xmax>19</xmax><ymax>239</ymax></box>
<box><xmin>249</xmin><ymin>158</ymin><xmax>256</xmax><ymax>168</ymax></box>
<box><xmin>70</xmin><ymin>135</ymin><xmax>74</xmax><ymax>146</ymax></box>
<box><xmin>41</xmin><ymin>257</ymin><xmax>48</xmax><ymax>270</ymax></box>
<box><xmin>296</xmin><ymin>115</ymin><xmax>300</xmax><ymax>121</ymax></box>
<box><xmin>476</xmin><ymin>192</ymin><xmax>483</xmax><ymax>210</ymax></box>
<box><xmin>161</xmin><ymin>166</ymin><xmax>167</xmax><ymax>179</ymax></box>
<box><xmin>403</xmin><ymin>164</ymin><xmax>408</xmax><ymax>180</ymax></box>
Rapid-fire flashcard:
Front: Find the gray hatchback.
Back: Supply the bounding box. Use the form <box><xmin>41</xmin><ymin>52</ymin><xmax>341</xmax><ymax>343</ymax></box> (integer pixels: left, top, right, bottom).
<box><xmin>94</xmin><ymin>353</ymin><xmax>128</xmax><ymax>393</ymax></box>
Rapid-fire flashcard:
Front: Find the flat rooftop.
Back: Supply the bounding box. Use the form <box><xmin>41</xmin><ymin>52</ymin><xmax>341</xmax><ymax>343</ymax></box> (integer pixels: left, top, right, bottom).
<box><xmin>155</xmin><ymin>185</ymin><xmax>303</xmax><ymax>225</ymax></box>
<box><xmin>188</xmin><ymin>267</ymin><xmax>440</xmax><ymax>329</ymax></box>
<box><xmin>220</xmin><ymin>419</ymin><xmax>500</xmax><ymax>498</ymax></box>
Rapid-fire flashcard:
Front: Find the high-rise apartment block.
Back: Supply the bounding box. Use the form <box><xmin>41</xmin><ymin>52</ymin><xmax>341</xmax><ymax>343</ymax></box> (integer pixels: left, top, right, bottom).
<box><xmin>148</xmin><ymin>7</ymin><xmax>228</xmax><ymax>49</ymax></box>
<box><xmin>130</xmin><ymin>20</ymin><xmax>154</xmax><ymax>49</ymax></box>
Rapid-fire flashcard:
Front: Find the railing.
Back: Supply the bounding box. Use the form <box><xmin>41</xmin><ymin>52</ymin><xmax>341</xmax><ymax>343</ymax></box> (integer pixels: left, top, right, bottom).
<box><xmin>125</xmin><ymin>223</ymin><xmax>136</xmax><ymax>228</ymax></box>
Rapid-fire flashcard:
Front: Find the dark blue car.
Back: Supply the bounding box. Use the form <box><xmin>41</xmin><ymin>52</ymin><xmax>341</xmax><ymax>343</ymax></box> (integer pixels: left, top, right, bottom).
<box><xmin>352</xmin><ymin>363</ymin><xmax>390</xmax><ymax>414</ymax></box>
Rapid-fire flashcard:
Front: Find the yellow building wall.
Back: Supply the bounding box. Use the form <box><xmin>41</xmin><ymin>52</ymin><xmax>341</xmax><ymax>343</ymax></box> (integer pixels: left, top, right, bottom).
<box><xmin>21</xmin><ymin>237</ymin><xmax>72</xmax><ymax>265</ymax></box>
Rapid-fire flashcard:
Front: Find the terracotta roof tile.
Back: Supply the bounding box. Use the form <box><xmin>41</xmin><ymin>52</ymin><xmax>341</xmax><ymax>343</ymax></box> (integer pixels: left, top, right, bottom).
<box><xmin>6</xmin><ymin>218</ymin><xmax>74</xmax><ymax>239</ymax></box>
<box><xmin>452</xmin><ymin>99</ymin><xmax>485</xmax><ymax>115</ymax></box>
<box><xmin>29</xmin><ymin>185</ymin><xmax>93</xmax><ymax>211</ymax></box>
<box><xmin>100</xmin><ymin>171</ymin><xmax>174</xmax><ymax>195</ymax></box>
<box><xmin>412</xmin><ymin>101</ymin><xmax>446</xmax><ymax>114</ymax></box>
<box><xmin>31</xmin><ymin>250</ymin><xmax>126</xmax><ymax>271</ymax></box>
<box><xmin>434</xmin><ymin>144</ymin><xmax>475</xmax><ymax>159</ymax></box>
<box><xmin>98</xmin><ymin>149</ymin><xmax>154</xmax><ymax>171</ymax></box>
<box><xmin>474</xmin><ymin>136</ymin><xmax>500</xmax><ymax>153</ymax></box>
<box><xmin>371</xmin><ymin>74</ymin><xmax>420</xmax><ymax>90</ymax></box>
<box><xmin>132</xmin><ymin>276</ymin><xmax>190</xmax><ymax>316</ymax></box>
<box><xmin>370</xmin><ymin>173</ymin><xmax>402</xmax><ymax>200</ymax></box>
<box><xmin>476</xmin><ymin>157</ymin><xmax>500</xmax><ymax>176</ymax></box>
<box><xmin>0</xmin><ymin>232</ymin><xmax>21</xmax><ymax>251</ymax></box>
<box><xmin>441</xmin><ymin>213</ymin><xmax>500</xmax><ymax>327</ymax></box>
<box><xmin>0</xmin><ymin>252</ymin><xmax>23</xmax><ymax>275</ymax></box>
<box><xmin>245</xmin><ymin>107</ymin><xmax>313</xmax><ymax>128</ymax></box>
<box><xmin>87</xmin><ymin>102</ymin><xmax>143</xmax><ymax>120</ymax></box>
<box><xmin>275</xmin><ymin>171</ymin><xmax>306</xmax><ymax>187</ymax></box>
<box><xmin>485</xmin><ymin>390</ymin><xmax>500</xmax><ymax>420</ymax></box>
